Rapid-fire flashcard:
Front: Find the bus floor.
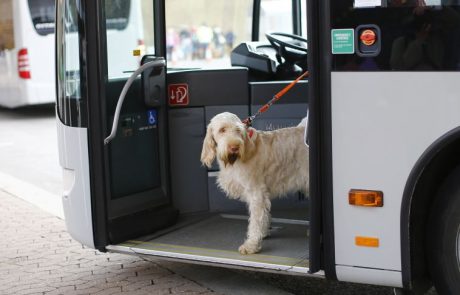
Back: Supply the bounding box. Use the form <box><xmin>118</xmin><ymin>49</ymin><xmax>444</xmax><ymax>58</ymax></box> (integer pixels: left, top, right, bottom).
<box><xmin>108</xmin><ymin>209</ymin><xmax>310</xmax><ymax>274</ymax></box>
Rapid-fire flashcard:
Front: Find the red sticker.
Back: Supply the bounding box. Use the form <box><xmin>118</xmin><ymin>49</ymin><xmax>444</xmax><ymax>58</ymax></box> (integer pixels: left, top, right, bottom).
<box><xmin>168</xmin><ymin>83</ymin><xmax>189</xmax><ymax>106</ymax></box>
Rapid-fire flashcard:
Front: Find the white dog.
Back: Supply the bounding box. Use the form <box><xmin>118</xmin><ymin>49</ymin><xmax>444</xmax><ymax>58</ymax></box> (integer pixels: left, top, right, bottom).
<box><xmin>201</xmin><ymin>112</ymin><xmax>309</xmax><ymax>255</ymax></box>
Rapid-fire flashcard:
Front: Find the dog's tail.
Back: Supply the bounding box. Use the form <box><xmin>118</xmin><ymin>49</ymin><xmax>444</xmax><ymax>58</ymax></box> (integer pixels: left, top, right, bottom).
<box><xmin>298</xmin><ymin>112</ymin><xmax>309</xmax><ymax>147</ymax></box>
<box><xmin>298</xmin><ymin>116</ymin><xmax>308</xmax><ymax>128</ymax></box>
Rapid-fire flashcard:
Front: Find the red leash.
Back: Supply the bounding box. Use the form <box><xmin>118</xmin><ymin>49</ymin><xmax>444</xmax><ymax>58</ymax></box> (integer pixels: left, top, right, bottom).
<box><xmin>242</xmin><ymin>71</ymin><xmax>309</xmax><ymax>127</ymax></box>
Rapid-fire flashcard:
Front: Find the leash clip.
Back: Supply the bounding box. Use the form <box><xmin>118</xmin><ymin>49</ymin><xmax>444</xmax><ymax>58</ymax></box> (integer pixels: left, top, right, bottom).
<box><xmin>242</xmin><ymin>117</ymin><xmax>253</xmax><ymax>127</ymax></box>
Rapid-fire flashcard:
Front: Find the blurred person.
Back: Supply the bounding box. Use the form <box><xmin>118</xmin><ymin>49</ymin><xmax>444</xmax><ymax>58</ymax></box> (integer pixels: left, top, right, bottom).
<box><xmin>197</xmin><ymin>24</ymin><xmax>213</xmax><ymax>59</ymax></box>
<box><xmin>179</xmin><ymin>27</ymin><xmax>193</xmax><ymax>60</ymax></box>
<box><xmin>166</xmin><ymin>28</ymin><xmax>180</xmax><ymax>62</ymax></box>
<box><xmin>225</xmin><ymin>30</ymin><xmax>235</xmax><ymax>54</ymax></box>
<box><xmin>212</xmin><ymin>26</ymin><xmax>226</xmax><ymax>58</ymax></box>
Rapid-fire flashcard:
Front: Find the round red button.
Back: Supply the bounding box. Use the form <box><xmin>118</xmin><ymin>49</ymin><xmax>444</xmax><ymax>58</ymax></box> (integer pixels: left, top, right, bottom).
<box><xmin>360</xmin><ymin>29</ymin><xmax>376</xmax><ymax>46</ymax></box>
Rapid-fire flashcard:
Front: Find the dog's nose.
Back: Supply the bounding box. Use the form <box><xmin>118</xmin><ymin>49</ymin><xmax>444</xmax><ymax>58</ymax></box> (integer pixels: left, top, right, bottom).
<box><xmin>229</xmin><ymin>145</ymin><xmax>239</xmax><ymax>153</ymax></box>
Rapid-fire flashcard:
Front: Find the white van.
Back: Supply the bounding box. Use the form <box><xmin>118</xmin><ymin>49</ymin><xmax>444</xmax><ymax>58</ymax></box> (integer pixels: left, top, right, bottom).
<box><xmin>0</xmin><ymin>0</ymin><xmax>55</xmax><ymax>108</ymax></box>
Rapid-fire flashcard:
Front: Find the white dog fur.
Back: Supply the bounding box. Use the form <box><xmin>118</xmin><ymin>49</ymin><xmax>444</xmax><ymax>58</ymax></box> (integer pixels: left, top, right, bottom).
<box><xmin>201</xmin><ymin>112</ymin><xmax>309</xmax><ymax>255</ymax></box>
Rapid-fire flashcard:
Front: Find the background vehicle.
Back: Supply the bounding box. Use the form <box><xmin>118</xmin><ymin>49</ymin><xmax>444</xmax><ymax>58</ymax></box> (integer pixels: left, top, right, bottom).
<box><xmin>56</xmin><ymin>0</ymin><xmax>460</xmax><ymax>294</ymax></box>
<box><xmin>0</xmin><ymin>0</ymin><xmax>55</xmax><ymax>108</ymax></box>
<box><xmin>0</xmin><ymin>0</ymin><xmax>142</xmax><ymax>108</ymax></box>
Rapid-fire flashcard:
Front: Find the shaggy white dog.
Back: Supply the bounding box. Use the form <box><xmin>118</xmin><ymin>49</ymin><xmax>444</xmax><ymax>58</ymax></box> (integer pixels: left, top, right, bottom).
<box><xmin>201</xmin><ymin>112</ymin><xmax>309</xmax><ymax>255</ymax></box>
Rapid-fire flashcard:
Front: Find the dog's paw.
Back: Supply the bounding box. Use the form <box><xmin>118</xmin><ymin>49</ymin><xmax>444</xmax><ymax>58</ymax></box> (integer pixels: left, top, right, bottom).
<box><xmin>238</xmin><ymin>242</ymin><xmax>261</xmax><ymax>255</ymax></box>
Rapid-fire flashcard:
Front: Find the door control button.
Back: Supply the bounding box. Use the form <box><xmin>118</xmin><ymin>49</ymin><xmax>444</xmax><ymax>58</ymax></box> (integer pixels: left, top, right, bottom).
<box><xmin>360</xmin><ymin>29</ymin><xmax>376</xmax><ymax>46</ymax></box>
<box><xmin>356</xmin><ymin>24</ymin><xmax>381</xmax><ymax>57</ymax></box>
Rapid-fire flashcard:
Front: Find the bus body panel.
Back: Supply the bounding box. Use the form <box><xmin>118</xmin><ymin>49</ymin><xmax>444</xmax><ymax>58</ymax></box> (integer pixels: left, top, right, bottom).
<box><xmin>0</xmin><ymin>0</ymin><xmax>55</xmax><ymax>108</ymax></box>
<box><xmin>57</xmin><ymin>120</ymin><xmax>94</xmax><ymax>249</ymax></box>
<box><xmin>336</xmin><ymin>265</ymin><xmax>402</xmax><ymax>288</ymax></box>
<box><xmin>331</xmin><ymin>72</ymin><xmax>460</xmax><ymax>274</ymax></box>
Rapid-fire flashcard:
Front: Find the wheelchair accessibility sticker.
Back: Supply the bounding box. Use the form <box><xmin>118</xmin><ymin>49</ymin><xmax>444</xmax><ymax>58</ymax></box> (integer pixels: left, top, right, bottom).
<box><xmin>169</xmin><ymin>83</ymin><xmax>189</xmax><ymax>106</ymax></box>
<box><xmin>147</xmin><ymin>109</ymin><xmax>157</xmax><ymax>126</ymax></box>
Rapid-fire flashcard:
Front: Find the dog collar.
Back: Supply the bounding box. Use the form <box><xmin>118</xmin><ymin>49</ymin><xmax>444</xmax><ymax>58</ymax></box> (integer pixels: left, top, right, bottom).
<box><xmin>245</xmin><ymin>128</ymin><xmax>254</xmax><ymax>139</ymax></box>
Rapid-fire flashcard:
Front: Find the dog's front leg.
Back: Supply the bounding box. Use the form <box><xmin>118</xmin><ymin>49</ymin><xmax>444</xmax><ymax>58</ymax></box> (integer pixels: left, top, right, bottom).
<box><xmin>239</xmin><ymin>194</ymin><xmax>271</xmax><ymax>255</ymax></box>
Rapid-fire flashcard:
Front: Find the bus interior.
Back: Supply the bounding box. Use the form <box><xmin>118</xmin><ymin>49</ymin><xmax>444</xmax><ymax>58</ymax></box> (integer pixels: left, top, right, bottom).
<box><xmin>106</xmin><ymin>39</ymin><xmax>310</xmax><ymax>274</ymax></box>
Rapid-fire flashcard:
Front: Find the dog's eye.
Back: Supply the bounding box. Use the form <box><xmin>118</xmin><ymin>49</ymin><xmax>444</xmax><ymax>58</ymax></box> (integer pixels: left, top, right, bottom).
<box><xmin>219</xmin><ymin>127</ymin><xmax>226</xmax><ymax>133</ymax></box>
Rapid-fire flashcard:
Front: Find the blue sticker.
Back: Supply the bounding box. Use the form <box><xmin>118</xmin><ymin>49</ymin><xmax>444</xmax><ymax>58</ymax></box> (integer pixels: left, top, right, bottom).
<box><xmin>147</xmin><ymin>109</ymin><xmax>157</xmax><ymax>126</ymax></box>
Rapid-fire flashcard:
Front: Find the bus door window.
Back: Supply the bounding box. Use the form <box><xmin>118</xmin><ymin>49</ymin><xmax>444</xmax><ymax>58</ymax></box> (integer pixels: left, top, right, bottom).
<box><xmin>105</xmin><ymin>0</ymin><xmax>155</xmax><ymax>79</ymax></box>
<box><xmin>165</xmin><ymin>0</ymin><xmax>253</xmax><ymax>69</ymax></box>
<box><xmin>56</xmin><ymin>0</ymin><xmax>85</xmax><ymax>127</ymax></box>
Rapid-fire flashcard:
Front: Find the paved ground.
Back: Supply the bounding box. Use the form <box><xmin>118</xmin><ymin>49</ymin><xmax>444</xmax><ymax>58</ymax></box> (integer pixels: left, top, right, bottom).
<box><xmin>0</xmin><ymin>106</ymin><xmax>61</xmax><ymax>196</ymax></box>
<box><xmin>0</xmin><ymin>188</ymin><xmax>223</xmax><ymax>295</ymax></box>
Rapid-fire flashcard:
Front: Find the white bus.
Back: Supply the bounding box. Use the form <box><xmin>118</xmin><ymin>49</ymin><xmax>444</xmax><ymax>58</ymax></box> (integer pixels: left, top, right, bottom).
<box><xmin>0</xmin><ymin>0</ymin><xmax>143</xmax><ymax>108</ymax></box>
<box><xmin>55</xmin><ymin>0</ymin><xmax>460</xmax><ymax>294</ymax></box>
<box><xmin>0</xmin><ymin>0</ymin><xmax>55</xmax><ymax>108</ymax></box>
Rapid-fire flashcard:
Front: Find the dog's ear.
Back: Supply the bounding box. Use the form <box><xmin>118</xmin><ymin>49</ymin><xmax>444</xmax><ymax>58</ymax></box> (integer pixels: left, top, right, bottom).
<box><xmin>201</xmin><ymin>125</ymin><xmax>216</xmax><ymax>168</ymax></box>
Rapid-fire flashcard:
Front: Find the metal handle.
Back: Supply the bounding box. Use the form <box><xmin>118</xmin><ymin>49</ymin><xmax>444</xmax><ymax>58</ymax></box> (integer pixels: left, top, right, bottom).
<box><xmin>104</xmin><ymin>59</ymin><xmax>166</xmax><ymax>145</ymax></box>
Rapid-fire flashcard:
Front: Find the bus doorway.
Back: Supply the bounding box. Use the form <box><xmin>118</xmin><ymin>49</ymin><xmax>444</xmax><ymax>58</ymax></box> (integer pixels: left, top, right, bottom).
<box><xmin>56</xmin><ymin>0</ymin><xmax>314</xmax><ymax>276</ymax></box>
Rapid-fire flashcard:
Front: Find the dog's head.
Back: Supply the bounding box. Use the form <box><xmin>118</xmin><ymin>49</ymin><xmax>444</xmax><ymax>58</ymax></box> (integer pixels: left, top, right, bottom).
<box><xmin>201</xmin><ymin>112</ymin><xmax>256</xmax><ymax>168</ymax></box>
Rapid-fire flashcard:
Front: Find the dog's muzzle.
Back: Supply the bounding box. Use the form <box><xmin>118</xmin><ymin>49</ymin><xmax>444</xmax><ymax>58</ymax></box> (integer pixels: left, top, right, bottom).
<box><xmin>225</xmin><ymin>145</ymin><xmax>240</xmax><ymax>165</ymax></box>
<box><xmin>227</xmin><ymin>152</ymin><xmax>239</xmax><ymax>165</ymax></box>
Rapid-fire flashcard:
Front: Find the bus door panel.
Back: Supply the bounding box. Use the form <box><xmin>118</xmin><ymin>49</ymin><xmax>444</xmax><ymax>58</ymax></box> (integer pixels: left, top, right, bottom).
<box><xmin>56</xmin><ymin>0</ymin><xmax>178</xmax><ymax>249</ymax></box>
<box><xmin>57</xmin><ymin>120</ymin><xmax>94</xmax><ymax>249</ymax></box>
<box><xmin>104</xmin><ymin>78</ymin><xmax>170</xmax><ymax>219</ymax></box>
<box><xmin>56</xmin><ymin>0</ymin><xmax>96</xmax><ymax>248</ymax></box>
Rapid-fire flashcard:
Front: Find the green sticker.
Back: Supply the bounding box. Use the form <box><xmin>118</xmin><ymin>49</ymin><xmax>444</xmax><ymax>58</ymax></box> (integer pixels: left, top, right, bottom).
<box><xmin>331</xmin><ymin>29</ymin><xmax>355</xmax><ymax>54</ymax></box>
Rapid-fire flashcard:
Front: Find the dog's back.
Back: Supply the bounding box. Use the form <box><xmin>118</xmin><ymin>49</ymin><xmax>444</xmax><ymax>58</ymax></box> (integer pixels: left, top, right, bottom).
<box><xmin>254</xmin><ymin>126</ymin><xmax>309</xmax><ymax>198</ymax></box>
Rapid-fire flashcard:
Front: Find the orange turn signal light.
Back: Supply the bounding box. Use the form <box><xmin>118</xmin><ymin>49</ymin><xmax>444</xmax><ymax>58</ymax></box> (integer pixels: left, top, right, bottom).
<box><xmin>349</xmin><ymin>189</ymin><xmax>383</xmax><ymax>207</ymax></box>
<box><xmin>355</xmin><ymin>236</ymin><xmax>380</xmax><ymax>247</ymax></box>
